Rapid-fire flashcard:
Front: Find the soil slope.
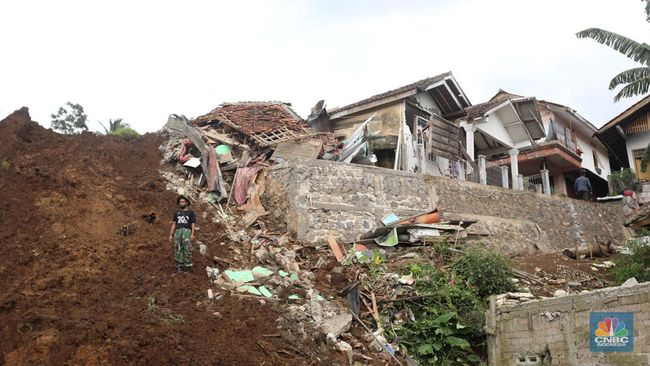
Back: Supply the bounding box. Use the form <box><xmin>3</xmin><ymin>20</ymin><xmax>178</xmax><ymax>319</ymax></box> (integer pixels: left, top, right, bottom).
<box><xmin>0</xmin><ymin>108</ymin><xmax>339</xmax><ymax>365</ymax></box>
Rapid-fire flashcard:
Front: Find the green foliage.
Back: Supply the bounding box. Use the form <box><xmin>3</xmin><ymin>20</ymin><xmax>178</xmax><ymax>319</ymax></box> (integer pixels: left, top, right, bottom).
<box><xmin>609</xmin><ymin>168</ymin><xmax>639</xmax><ymax>194</ymax></box>
<box><xmin>452</xmin><ymin>248</ymin><xmax>515</xmax><ymax>298</ymax></box>
<box><xmin>1</xmin><ymin>157</ymin><xmax>9</xmax><ymax>171</ymax></box>
<box><xmin>399</xmin><ymin>311</ymin><xmax>479</xmax><ymax>366</ymax></box>
<box><xmin>99</xmin><ymin>118</ymin><xmax>140</xmax><ymax>137</ymax></box>
<box><xmin>395</xmin><ymin>264</ymin><xmax>484</xmax><ymax>365</ymax></box>
<box><xmin>611</xmin><ymin>239</ymin><xmax>650</xmax><ymax>285</ymax></box>
<box><xmin>51</xmin><ymin>102</ymin><xmax>88</xmax><ymax>134</ymax></box>
<box><xmin>111</xmin><ymin>126</ymin><xmax>140</xmax><ymax>138</ymax></box>
<box><xmin>576</xmin><ymin>2</ymin><xmax>650</xmax><ymax>101</ymax></box>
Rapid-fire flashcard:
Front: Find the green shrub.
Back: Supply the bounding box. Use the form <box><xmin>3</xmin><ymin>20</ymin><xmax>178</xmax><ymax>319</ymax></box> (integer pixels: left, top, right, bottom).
<box><xmin>399</xmin><ymin>310</ymin><xmax>481</xmax><ymax>366</ymax></box>
<box><xmin>609</xmin><ymin>168</ymin><xmax>638</xmax><ymax>195</ymax></box>
<box><xmin>111</xmin><ymin>127</ymin><xmax>140</xmax><ymax>138</ymax></box>
<box><xmin>611</xmin><ymin>239</ymin><xmax>650</xmax><ymax>285</ymax></box>
<box><xmin>452</xmin><ymin>248</ymin><xmax>515</xmax><ymax>298</ymax></box>
<box><xmin>407</xmin><ymin>264</ymin><xmax>485</xmax><ymax>329</ymax></box>
<box><xmin>395</xmin><ymin>264</ymin><xmax>484</xmax><ymax>365</ymax></box>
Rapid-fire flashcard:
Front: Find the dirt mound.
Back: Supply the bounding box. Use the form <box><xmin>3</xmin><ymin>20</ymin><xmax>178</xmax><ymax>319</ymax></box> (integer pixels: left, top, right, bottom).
<box><xmin>0</xmin><ymin>108</ymin><xmax>341</xmax><ymax>365</ymax></box>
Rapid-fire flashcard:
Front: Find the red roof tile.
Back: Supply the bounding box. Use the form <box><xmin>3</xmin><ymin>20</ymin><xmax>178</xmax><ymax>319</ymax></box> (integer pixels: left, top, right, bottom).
<box><xmin>193</xmin><ymin>102</ymin><xmax>306</xmax><ymax>135</ymax></box>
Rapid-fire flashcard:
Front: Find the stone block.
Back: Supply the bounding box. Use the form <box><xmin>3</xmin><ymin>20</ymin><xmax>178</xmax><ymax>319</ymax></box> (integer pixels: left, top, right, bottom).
<box><xmin>319</xmin><ymin>312</ymin><xmax>352</xmax><ymax>338</ymax></box>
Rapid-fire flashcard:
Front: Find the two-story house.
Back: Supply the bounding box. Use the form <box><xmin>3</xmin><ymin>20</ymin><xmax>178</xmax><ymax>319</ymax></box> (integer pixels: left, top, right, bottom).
<box><xmin>459</xmin><ymin>90</ymin><xmax>610</xmax><ymax>197</ymax></box>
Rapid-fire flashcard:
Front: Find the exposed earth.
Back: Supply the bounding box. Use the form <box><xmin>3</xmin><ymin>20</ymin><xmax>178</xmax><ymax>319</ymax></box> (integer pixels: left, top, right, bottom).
<box><xmin>0</xmin><ymin>107</ymin><xmax>622</xmax><ymax>365</ymax></box>
<box><xmin>0</xmin><ymin>108</ymin><xmax>345</xmax><ymax>366</ymax></box>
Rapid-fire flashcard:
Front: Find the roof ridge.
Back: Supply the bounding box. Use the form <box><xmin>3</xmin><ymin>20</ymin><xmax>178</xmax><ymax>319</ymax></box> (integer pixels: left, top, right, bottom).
<box><xmin>329</xmin><ymin>71</ymin><xmax>453</xmax><ymax>114</ymax></box>
<box><xmin>599</xmin><ymin>94</ymin><xmax>650</xmax><ymax>131</ymax></box>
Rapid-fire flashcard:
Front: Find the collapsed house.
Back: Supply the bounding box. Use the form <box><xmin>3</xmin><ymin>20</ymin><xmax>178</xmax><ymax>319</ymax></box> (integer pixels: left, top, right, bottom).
<box><xmin>460</xmin><ymin>90</ymin><xmax>611</xmax><ymax>197</ymax></box>
<box><xmin>309</xmin><ymin>71</ymin><xmax>472</xmax><ymax>178</ymax></box>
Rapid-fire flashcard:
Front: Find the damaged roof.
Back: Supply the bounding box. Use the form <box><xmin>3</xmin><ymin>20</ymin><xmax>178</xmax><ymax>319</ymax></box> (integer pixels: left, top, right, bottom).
<box><xmin>464</xmin><ymin>89</ymin><xmax>523</xmax><ymax>120</ymax></box>
<box><xmin>329</xmin><ymin>71</ymin><xmax>471</xmax><ymax>119</ymax></box>
<box><xmin>193</xmin><ymin>101</ymin><xmax>307</xmax><ymax>135</ymax></box>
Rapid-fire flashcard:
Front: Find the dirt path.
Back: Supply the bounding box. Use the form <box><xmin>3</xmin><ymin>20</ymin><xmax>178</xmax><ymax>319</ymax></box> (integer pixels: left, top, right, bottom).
<box><xmin>0</xmin><ymin>108</ymin><xmax>342</xmax><ymax>365</ymax></box>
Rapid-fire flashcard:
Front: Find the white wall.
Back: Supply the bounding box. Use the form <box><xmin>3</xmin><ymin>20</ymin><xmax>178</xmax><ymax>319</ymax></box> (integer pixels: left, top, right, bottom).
<box><xmin>626</xmin><ymin>131</ymin><xmax>650</xmax><ymax>172</ymax></box>
<box><xmin>475</xmin><ymin>108</ymin><xmax>540</xmax><ymax>150</ymax></box>
<box><xmin>575</xmin><ymin>134</ymin><xmax>611</xmax><ymax>180</ymax></box>
<box><xmin>413</xmin><ymin>92</ymin><xmax>441</xmax><ymax>115</ymax></box>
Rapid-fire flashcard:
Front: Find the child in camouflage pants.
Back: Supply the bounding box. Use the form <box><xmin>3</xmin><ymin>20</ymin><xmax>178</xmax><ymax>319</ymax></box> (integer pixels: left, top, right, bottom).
<box><xmin>168</xmin><ymin>195</ymin><xmax>196</xmax><ymax>272</ymax></box>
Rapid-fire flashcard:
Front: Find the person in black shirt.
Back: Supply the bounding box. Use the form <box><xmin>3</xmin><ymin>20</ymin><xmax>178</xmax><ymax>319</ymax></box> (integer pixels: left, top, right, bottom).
<box><xmin>574</xmin><ymin>169</ymin><xmax>592</xmax><ymax>200</ymax></box>
<box><xmin>168</xmin><ymin>195</ymin><xmax>196</xmax><ymax>272</ymax></box>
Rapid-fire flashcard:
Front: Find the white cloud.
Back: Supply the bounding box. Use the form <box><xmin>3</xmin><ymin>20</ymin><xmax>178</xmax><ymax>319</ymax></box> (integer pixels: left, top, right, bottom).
<box><xmin>0</xmin><ymin>0</ymin><xmax>648</xmax><ymax>132</ymax></box>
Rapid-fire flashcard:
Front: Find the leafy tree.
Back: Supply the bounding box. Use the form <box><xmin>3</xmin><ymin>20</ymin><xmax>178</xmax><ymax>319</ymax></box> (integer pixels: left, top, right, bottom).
<box><xmin>51</xmin><ymin>102</ymin><xmax>88</xmax><ymax>134</ymax></box>
<box><xmin>610</xmin><ymin>168</ymin><xmax>639</xmax><ymax>194</ymax></box>
<box><xmin>576</xmin><ymin>1</ymin><xmax>650</xmax><ymax>101</ymax></box>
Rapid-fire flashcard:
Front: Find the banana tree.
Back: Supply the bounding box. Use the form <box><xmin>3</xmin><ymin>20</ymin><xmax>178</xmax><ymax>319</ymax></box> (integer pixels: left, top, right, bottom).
<box><xmin>576</xmin><ymin>1</ymin><xmax>650</xmax><ymax>101</ymax></box>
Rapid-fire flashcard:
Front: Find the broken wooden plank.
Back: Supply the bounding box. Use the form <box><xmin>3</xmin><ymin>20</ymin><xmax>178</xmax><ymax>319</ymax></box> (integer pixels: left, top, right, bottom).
<box><xmin>327</xmin><ymin>234</ymin><xmax>345</xmax><ymax>262</ymax></box>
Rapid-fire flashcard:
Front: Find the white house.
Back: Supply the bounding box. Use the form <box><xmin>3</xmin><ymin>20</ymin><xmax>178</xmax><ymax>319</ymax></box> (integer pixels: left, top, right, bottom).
<box><xmin>460</xmin><ymin>90</ymin><xmax>611</xmax><ymax>197</ymax></box>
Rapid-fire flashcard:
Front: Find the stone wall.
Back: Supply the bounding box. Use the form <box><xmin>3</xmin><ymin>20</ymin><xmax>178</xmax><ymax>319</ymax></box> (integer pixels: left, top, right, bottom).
<box><xmin>263</xmin><ymin>159</ymin><xmax>626</xmax><ymax>255</ymax></box>
<box><xmin>486</xmin><ymin>282</ymin><xmax>650</xmax><ymax>366</ymax></box>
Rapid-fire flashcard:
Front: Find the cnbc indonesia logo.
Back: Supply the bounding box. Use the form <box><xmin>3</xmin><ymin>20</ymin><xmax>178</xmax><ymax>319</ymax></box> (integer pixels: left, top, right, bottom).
<box><xmin>590</xmin><ymin>313</ymin><xmax>634</xmax><ymax>352</ymax></box>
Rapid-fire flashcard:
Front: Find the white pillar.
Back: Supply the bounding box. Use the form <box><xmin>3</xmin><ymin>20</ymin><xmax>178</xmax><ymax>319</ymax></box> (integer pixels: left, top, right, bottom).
<box><xmin>478</xmin><ymin>155</ymin><xmax>487</xmax><ymax>185</ymax></box>
<box><xmin>509</xmin><ymin>148</ymin><xmax>519</xmax><ymax>190</ymax></box>
<box><xmin>517</xmin><ymin>174</ymin><xmax>524</xmax><ymax>191</ymax></box>
<box><xmin>501</xmin><ymin>166</ymin><xmax>509</xmax><ymax>188</ymax></box>
<box><xmin>462</xmin><ymin>124</ymin><xmax>478</xmax><ymax>161</ymax></box>
<box><xmin>541</xmin><ymin>169</ymin><xmax>551</xmax><ymax>195</ymax></box>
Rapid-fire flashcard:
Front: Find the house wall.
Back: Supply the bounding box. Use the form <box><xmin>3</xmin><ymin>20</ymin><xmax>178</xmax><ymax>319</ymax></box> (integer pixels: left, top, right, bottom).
<box><xmin>331</xmin><ymin>102</ymin><xmax>404</xmax><ymax>140</ymax></box>
<box><xmin>486</xmin><ymin>282</ymin><xmax>650</xmax><ymax>366</ymax></box>
<box><xmin>575</xmin><ymin>133</ymin><xmax>611</xmax><ymax>180</ymax></box>
<box><xmin>263</xmin><ymin>159</ymin><xmax>626</xmax><ymax>256</ymax></box>
<box><xmin>553</xmin><ymin>172</ymin><xmax>568</xmax><ymax>196</ymax></box>
<box><xmin>412</xmin><ymin>92</ymin><xmax>441</xmax><ymax>115</ymax></box>
<box><xmin>540</xmin><ymin>104</ymin><xmax>611</xmax><ymax>180</ymax></box>
<box><xmin>625</xmin><ymin>131</ymin><xmax>650</xmax><ymax>174</ymax></box>
<box><xmin>474</xmin><ymin>115</ymin><xmax>516</xmax><ymax>150</ymax></box>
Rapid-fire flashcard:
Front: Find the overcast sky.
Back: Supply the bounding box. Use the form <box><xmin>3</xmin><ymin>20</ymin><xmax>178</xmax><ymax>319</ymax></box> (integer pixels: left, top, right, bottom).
<box><xmin>1</xmin><ymin>0</ymin><xmax>648</xmax><ymax>133</ymax></box>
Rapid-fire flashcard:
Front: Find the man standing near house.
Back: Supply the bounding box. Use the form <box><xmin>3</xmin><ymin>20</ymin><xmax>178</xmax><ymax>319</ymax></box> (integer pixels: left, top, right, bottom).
<box><xmin>574</xmin><ymin>169</ymin><xmax>592</xmax><ymax>200</ymax></box>
<box><xmin>169</xmin><ymin>195</ymin><xmax>196</xmax><ymax>272</ymax></box>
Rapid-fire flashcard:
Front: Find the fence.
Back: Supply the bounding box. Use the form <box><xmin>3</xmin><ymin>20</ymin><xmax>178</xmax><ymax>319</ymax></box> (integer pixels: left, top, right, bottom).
<box><xmin>467</xmin><ymin>164</ymin><xmax>511</xmax><ymax>188</ymax></box>
<box><xmin>524</xmin><ymin>173</ymin><xmax>543</xmax><ymax>193</ymax></box>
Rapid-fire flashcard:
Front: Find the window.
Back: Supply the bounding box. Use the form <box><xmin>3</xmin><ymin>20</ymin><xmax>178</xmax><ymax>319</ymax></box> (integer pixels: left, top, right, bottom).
<box><xmin>592</xmin><ymin>151</ymin><xmax>602</xmax><ymax>175</ymax></box>
<box><xmin>550</xmin><ymin>120</ymin><xmax>577</xmax><ymax>153</ymax></box>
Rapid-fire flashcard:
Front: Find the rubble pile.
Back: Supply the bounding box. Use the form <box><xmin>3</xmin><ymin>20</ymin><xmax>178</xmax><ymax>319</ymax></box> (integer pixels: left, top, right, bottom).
<box><xmin>157</xmin><ymin>114</ymin><xmax>404</xmax><ymax>364</ymax></box>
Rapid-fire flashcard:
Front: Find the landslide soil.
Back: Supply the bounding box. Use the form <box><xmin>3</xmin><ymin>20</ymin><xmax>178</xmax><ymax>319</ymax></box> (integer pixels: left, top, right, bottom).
<box><xmin>0</xmin><ymin>108</ymin><xmax>340</xmax><ymax>366</ymax></box>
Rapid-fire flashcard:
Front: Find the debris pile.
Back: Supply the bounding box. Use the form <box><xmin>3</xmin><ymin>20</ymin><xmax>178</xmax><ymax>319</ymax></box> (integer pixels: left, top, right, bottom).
<box><xmin>351</xmin><ymin>209</ymin><xmax>472</xmax><ymax>248</ymax></box>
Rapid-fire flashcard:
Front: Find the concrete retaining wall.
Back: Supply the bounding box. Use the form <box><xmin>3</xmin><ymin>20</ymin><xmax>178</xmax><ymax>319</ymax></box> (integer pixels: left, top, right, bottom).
<box><xmin>263</xmin><ymin>159</ymin><xmax>626</xmax><ymax>255</ymax></box>
<box><xmin>486</xmin><ymin>282</ymin><xmax>650</xmax><ymax>366</ymax></box>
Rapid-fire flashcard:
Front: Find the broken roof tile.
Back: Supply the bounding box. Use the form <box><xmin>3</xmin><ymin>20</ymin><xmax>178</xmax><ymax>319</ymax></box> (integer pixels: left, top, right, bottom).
<box><xmin>193</xmin><ymin>101</ymin><xmax>307</xmax><ymax>135</ymax></box>
<box><xmin>463</xmin><ymin>89</ymin><xmax>523</xmax><ymax>120</ymax></box>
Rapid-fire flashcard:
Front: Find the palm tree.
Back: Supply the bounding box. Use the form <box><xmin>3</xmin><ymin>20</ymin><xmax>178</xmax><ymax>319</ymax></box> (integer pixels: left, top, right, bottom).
<box><xmin>576</xmin><ymin>1</ymin><xmax>650</xmax><ymax>101</ymax></box>
<box><xmin>99</xmin><ymin>118</ymin><xmax>127</xmax><ymax>134</ymax></box>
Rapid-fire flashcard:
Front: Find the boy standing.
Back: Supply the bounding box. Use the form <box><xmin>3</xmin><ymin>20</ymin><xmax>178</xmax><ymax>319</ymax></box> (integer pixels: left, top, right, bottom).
<box><xmin>169</xmin><ymin>195</ymin><xmax>196</xmax><ymax>272</ymax></box>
